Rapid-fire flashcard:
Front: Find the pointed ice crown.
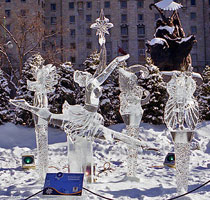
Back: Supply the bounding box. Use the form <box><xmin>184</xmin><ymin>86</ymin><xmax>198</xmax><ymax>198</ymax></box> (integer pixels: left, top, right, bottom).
<box><xmin>155</xmin><ymin>0</ymin><xmax>183</xmax><ymax>11</ymax></box>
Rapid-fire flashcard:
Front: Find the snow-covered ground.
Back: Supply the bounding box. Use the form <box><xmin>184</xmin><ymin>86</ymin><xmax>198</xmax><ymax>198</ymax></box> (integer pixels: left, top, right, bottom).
<box><xmin>0</xmin><ymin>122</ymin><xmax>210</xmax><ymax>200</ymax></box>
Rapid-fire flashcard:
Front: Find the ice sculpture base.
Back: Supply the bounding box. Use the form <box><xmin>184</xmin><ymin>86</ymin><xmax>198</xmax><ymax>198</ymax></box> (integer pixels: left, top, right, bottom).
<box><xmin>170</xmin><ymin>130</ymin><xmax>194</xmax><ymax>196</ymax></box>
<box><xmin>67</xmin><ymin>137</ymin><xmax>95</xmax><ymax>184</ymax></box>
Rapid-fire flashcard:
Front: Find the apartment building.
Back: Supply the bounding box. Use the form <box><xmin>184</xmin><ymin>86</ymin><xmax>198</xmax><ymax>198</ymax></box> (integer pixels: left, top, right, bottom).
<box><xmin>1</xmin><ymin>0</ymin><xmax>210</xmax><ymax>72</ymax></box>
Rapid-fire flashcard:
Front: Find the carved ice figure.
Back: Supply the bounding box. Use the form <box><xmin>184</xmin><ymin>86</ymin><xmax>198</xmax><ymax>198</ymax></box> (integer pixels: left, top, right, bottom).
<box><xmin>164</xmin><ymin>72</ymin><xmax>199</xmax><ymax>130</ymax></box>
<box><xmin>119</xmin><ymin>65</ymin><xmax>150</xmax><ymax>180</ymax></box>
<box><xmin>13</xmin><ymin>54</ymin><xmax>59</xmax><ymax>180</ymax></box>
<box><xmin>164</xmin><ymin>71</ymin><xmax>199</xmax><ymax>196</ymax></box>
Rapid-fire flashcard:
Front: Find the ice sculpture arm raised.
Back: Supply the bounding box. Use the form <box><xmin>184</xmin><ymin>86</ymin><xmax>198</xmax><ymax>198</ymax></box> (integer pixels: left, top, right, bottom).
<box><xmin>96</xmin><ymin>54</ymin><xmax>130</xmax><ymax>86</ymax></box>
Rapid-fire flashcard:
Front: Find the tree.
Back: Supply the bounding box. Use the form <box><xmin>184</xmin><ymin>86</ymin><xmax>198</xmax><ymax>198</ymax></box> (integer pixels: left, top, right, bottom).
<box><xmin>48</xmin><ymin>62</ymin><xmax>77</xmax><ymax>114</ymax></box>
<box><xmin>12</xmin><ymin>57</ymin><xmax>35</xmax><ymax>126</ymax></box>
<box><xmin>0</xmin><ymin>69</ymin><xmax>12</xmax><ymax>124</ymax></box>
<box><xmin>137</xmin><ymin>61</ymin><xmax>168</xmax><ymax>124</ymax></box>
<box><xmin>198</xmin><ymin>65</ymin><xmax>210</xmax><ymax>120</ymax></box>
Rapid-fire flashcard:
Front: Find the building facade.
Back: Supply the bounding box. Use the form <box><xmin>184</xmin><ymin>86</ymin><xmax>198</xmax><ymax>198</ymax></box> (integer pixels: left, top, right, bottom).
<box><xmin>1</xmin><ymin>0</ymin><xmax>210</xmax><ymax>72</ymax></box>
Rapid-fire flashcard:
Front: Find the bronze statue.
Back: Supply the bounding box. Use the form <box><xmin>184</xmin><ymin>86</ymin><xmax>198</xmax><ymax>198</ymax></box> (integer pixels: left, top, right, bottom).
<box><xmin>147</xmin><ymin>3</ymin><xmax>197</xmax><ymax>71</ymax></box>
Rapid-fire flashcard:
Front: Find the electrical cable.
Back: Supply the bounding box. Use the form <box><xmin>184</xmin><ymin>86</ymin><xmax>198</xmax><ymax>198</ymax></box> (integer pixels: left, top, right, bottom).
<box><xmin>23</xmin><ymin>179</ymin><xmax>210</xmax><ymax>200</ymax></box>
<box><xmin>167</xmin><ymin>179</ymin><xmax>210</xmax><ymax>200</ymax></box>
<box><xmin>24</xmin><ymin>189</ymin><xmax>43</xmax><ymax>200</ymax></box>
<box><xmin>83</xmin><ymin>187</ymin><xmax>114</xmax><ymax>200</ymax></box>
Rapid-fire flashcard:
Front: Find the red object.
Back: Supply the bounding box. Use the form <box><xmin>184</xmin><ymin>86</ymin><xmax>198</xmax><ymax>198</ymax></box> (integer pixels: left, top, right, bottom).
<box><xmin>118</xmin><ymin>46</ymin><xmax>127</xmax><ymax>55</ymax></box>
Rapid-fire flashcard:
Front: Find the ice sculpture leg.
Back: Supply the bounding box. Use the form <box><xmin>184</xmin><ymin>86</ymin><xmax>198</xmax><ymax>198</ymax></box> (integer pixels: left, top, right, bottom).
<box><xmin>67</xmin><ymin>137</ymin><xmax>94</xmax><ymax>183</ymax></box>
<box><xmin>34</xmin><ymin>117</ymin><xmax>48</xmax><ymax>180</ymax></box>
<box><xmin>126</xmin><ymin>125</ymin><xmax>139</xmax><ymax>178</ymax></box>
<box><xmin>175</xmin><ymin>142</ymin><xmax>190</xmax><ymax>195</ymax></box>
<box><xmin>171</xmin><ymin>130</ymin><xmax>194</xmax><ymax>197</ymax></box>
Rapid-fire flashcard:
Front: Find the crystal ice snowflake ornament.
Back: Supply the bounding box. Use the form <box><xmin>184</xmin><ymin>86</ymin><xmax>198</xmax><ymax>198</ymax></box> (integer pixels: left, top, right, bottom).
<box><xmin>155</xmin><ymin>0</ymin><xmax>182</xmax><ymax>11</ymax></box>
<box><xmin>90</xmin><ymin>9</ymin><xmax>113</xmax><ymax>46</ymax></box>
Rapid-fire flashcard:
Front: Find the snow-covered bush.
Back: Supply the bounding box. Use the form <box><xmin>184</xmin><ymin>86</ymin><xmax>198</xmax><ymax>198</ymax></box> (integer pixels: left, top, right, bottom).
<box><xmin>48</xmin><ymin>62</ymin><xmax>77</xmax><ymax>114</ymax></box>
<box><xmin>13</xmin><ymin>59</ymin><xmax>35</xmax><ymax>126</ymax></box>
<box><xmin>198</xmin><ymin>65</ymin><xmax>210</xmax><ymax>120</ymax></box>
<box><xmin>137</xmin><ymin>63</ymin><xmax>168</xmax><ymax>125</ymax></box>
<box><xmin>0</xmin><ymin>70</ymin><xmax>12</xmax><ymax>124</ymax></box>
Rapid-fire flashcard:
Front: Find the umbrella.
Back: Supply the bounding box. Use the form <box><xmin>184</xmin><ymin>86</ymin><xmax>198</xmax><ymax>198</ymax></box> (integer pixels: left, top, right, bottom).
<box><xmin>155</xmin><ymin>0</ymin><xmax>183</xmax><ymax>11</ymax></box>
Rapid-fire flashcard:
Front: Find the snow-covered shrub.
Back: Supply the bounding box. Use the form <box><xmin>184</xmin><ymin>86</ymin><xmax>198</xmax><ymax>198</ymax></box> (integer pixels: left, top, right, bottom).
<box><xmin>137</xmin><ymin>63</ymin><xmax>168</xmax><ymax>125</ymax></box>
<box><xmin>0</xmin><ymin>70</ymin><xmax>12</xmax><ymax>124</ymax></box>
<box><xmin>48</xmin><ymin>62</ymin><xmax>77</xmax><ymax>114</ymax></box>
<box><xmin>198</xmin><ymin>65</ymin><xmax>210</xmax><ymax>120</ymax></box>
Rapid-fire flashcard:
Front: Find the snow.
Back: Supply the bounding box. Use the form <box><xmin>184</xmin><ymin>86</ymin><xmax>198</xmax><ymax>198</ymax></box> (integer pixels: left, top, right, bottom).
<box><xmin>178</xmin><ymin>35</ymin><xmax>194</xmax><ymax>44</ymax></box>
<box><xmin>156</xmin><ymin>26</ymin><xmax>175</xmax><ymax>35</ymax></box>
<box><xmin>0</xmin><ymin>122</ymin><xmax>210</xmax><ymax>199</ymax></box>
<box><xmin>147</xmin><ymin>38</ymin><xmax>168</xmax><ymax>46</ymax></box>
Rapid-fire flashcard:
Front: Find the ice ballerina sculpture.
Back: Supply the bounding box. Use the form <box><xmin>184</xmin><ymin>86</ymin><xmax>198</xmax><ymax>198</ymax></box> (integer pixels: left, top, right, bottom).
<box><xmin>164</xmin><ymin>71</ymin><xmax>199</xmax><ymax>196</ymax></box>
<box><xmin>12</xmin><ymin>54</ymin><xmax>59</xmax><ymax>180</ymax></box>
<box><xmin>119</xmin><ymin>65</ymin><xmax>150</xmax><ymax>181</ymax></box>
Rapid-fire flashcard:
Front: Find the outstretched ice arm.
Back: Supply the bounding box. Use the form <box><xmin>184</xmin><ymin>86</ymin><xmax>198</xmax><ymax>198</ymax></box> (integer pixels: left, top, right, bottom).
<box><xmin>96</xmin><ymin>54</ymin><xmax>130</xmax><ymax>86</ymax></box>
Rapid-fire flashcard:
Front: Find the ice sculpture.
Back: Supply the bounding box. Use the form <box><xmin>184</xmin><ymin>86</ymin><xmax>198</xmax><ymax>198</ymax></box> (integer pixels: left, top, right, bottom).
<box><xmin>90</xmin><ymin>9</ymin><xmax>113</xmax><ymax>47</ymax></box>
<box><xmin>119</xmin><ymin>65</ymin><xmax>150</xmax><ymax>180</ymax></box>
<box><xmin>12</xmin><ymin>54</ymin><xmax>59</xmax><ymax>180</ymax></box>
<box><xmin>164</xmin><ymin>71</ymin><xmax>199</xmax><ymax>195</ymax></box>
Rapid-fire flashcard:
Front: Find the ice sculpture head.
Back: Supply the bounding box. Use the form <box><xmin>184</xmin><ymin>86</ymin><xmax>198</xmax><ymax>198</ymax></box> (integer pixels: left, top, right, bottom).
<box><xmin>74</xmin><ymin>70</ymin><xmax>92</xmax><ymax>87</ymax></box>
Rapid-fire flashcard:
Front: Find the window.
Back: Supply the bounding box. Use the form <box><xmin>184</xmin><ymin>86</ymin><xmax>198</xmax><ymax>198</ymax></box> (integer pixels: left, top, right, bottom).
<box><xmin>51</xmin><ymin>3</ymin><xmax>56</xmax><ymax>11</ymax></box>
<box><xmin>70</xmin><ymin>29</ymin><xmax>76</xmax><ymax>37</ymax></box>
<box><xmin>87</xmin><ymin>28</ymin><xmax>92</xmax><ymax>36</ymax></box>
<box><xmin>155</xmin><ymin>13</ymin><xmax>160</xmax><ymax>20</ymax></box>
<box><xmin>51</xmin><ymin>17</ymin><xmax>56</xmax><ymax>24</ymax></box>
<box><xmin>121</xmin><ymin>14</ymin><xmax>127</xmax><ymax>23</ymax></box>
<box><xmin>122</xmin><ymin>40</ymin><xmax>128</xmax><ymax>51</ymax></box>
<box><xmin>191</xmin><ymin>0</ymin><xmax>196</xmax><ymax>6</ymax></box>
<box><xmin>38</xmin><ymin>0</ymin><xmax>40</xmax><ymax>5</ymax></box>
<box><xmin>120</xmin><ymin>1</ymin><xmax>127</xmax><ymax>9</ymax></box>
<box><xmin>137</xmin><ymin>25</ymin><xmax>145</xmax><ymax>36</ymax></box>
<box><xmin>86</xmin><ymin>15</ymin><xmax>92</xmax><ymax>22</ymax></box>
<box><xmin>138</xmin><ymin>40</ymin><xmax>145</xmax><ymax>55</ymax></box>
<box><xmin>191</xmin><ymin>26</ymin><xmax>197</xmax><ymax>34</ymax></box>
<box><xmin>69</xmin><ymin>16</ymin><xmax>75</xmax><ymax>23</ymax></box>
<box><xmin>70</xmin><ymin>43</ymin><xmax>76</xmax><ymax>49</ymax></box>
<box><xmin>137</xmin><ymin>0</ymin><xmax>144</xmax><ymax>8</ymax></box>
<box><xmin>209</xmin><ymin>0</ymin><xmax>210</xmax><ymax>5</ymax></box>
<box><xmin>87</xmin><ymin>42</ymin><xmax>92</xmax><ymax>49</ymax></box>
<box><xmin>21</xmin><ymin>0</ymin><xmax>26</xmax><ymax>2</ymax></box>
<box><xmin>5</xmin><ymin>10</ymin><xmax>11</xmax><ymax>17</ymax></box>
<box><xmin>5</xmin><ymin>0</ymin><xmax>11</xmax><ymax>2</ymax></box>
<box><xmin>69</xmin><ymin>2</ymin><xmax>74</xmax><ymax>9</ymax></box>
<box><xmin>104</xmin><ymin>1</ymin><xmax>110</xmax><ymax>8</ymax></box>
<box><xmin>71</xmin><ymin>57</ymin><xmax>76</xmax><ymax>63</ymax></box>
<box><xmin>138</xmin><ymin>14</ymin><xmax>143</xmax><ymax>21</ymax></box>
<box><xmin>87</xmin><ymin>1</ymin><xmax>92</xmax><ymax>9</ymax></box>
<box><xmin>190</xmin><ymin>12</ymin><xmax>196</xmax><ymax>20</ymax></box>
<box><xmin>21</xmin><ymin>10</ymin><xmax>26</xmax><ymax>17</ymax></box>
<box><xmin>121</xmin><ymin>25</ymin><xmax>128</xmax><ymax>36</ymax></box>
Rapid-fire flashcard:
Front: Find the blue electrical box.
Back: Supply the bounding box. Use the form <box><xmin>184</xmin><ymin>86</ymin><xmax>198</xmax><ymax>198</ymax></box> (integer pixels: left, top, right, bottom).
<box><xmin>43</xmin><ymin>172</ymin><xmax>84</xmax><ymax>196</ymax></box>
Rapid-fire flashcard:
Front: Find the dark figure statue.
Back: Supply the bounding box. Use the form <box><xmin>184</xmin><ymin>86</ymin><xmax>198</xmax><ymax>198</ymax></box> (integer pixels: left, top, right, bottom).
<box><xmin>147</xmin><ymin>4</ymin><xmax>197</xmax><ymax>71</ymax></box>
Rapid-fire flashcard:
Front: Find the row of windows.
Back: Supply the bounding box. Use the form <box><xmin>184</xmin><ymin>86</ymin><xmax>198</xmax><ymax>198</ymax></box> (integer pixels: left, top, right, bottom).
<box><xmin>5</xmin><ymin>0</ymin><xmax>26</xmax><ymax>2</ymax></box>
<box><xmin>5</xmin><ymin>9</ymin><xmax>27</xmax><ymax>17</ymax></box>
